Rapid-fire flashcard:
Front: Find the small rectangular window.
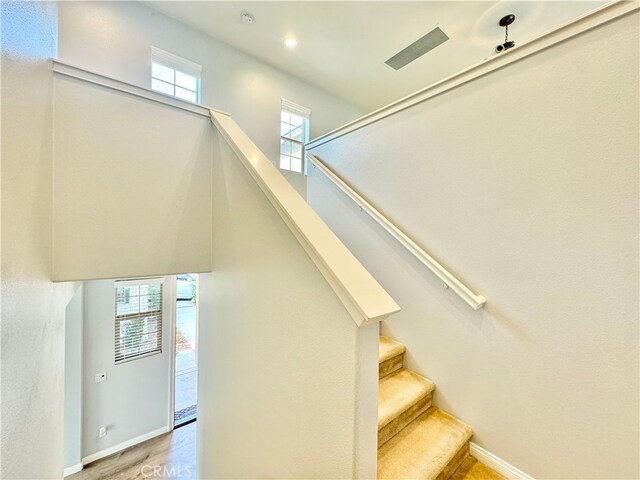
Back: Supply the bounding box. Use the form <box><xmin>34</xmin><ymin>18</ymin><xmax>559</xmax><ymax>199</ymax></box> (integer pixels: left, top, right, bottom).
<box><xmin>151</xmin><ymin>47</ymin><xmax>202</xmax><ymax>104</ymax></box>
<box><xmin>114</xmin><ymin>278</ymin><xmax>163</xmax><ymax>364</ymax></box>
<box><xmin>280</xmin><ymin>99</ymin><xmax>310</xmax><ymax>174</ymax></box>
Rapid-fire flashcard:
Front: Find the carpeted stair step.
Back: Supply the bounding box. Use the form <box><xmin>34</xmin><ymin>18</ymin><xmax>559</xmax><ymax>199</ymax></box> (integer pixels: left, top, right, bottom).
<box><xmin>378</xmin><ymin>407</ymin><xmax>473</xmax><ymax>480</ymax></box>
<box><xmin>379</xmin><ymin>336</ymin><xmax>405</xmax><ymax>378</ymax></box>
<box><xmin>450</xmin><ymin>456</ymin><xmax>506</xmax><ymax>480</ymax></box>
<box><xmin>378</xmin><ymin>368</ymin><xmax>435</xmax><ymax>447</ymax></box>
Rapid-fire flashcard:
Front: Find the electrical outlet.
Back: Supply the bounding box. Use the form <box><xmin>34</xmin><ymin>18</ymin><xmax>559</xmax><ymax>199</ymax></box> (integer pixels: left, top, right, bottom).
<box><xmin>95</xmin><ymin>372</ymin><xmax>107</xmax><ymax>383</ymax></box>
<box><xmin>99</xmin><ymin>426</ymin><xmax>107</xmax><ymax>438</ymax></box>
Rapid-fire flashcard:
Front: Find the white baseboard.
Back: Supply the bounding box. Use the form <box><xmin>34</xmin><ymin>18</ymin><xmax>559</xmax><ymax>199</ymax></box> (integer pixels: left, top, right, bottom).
<box><xmin>63</xmin><ymin>463</ymin><xmax>83</xmax><ymax>477</ymax></box>
<box><xmin>81</xmin><ymin>425</ymin><xmax>170</xmax><ymax>466</ymax></box>
<box><xmin>470</xmin><ymin>442</ymin><xmax>535</xmax><ymax>480</ymax></box>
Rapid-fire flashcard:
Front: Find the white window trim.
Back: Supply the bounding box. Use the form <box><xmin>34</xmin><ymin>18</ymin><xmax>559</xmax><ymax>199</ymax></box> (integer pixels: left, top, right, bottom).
<box><xmin>280</xmin><ymin>99</ymin><xmax>311</xmax><ymax>174</ymax></box>
<box><xmin>151</xmin><ymin>46</ymin><xmax>202</xmax><ymax>76</ymax></box>
<box><xmin>282</xmin><ymin>98</ymin><xmax>311</xmax><ymax>118</ymax></box>
<box><xmin>151</xmin><ymin>46</ymin><xmax>202</xmax><ymax>103</ymax></box>
<box><xmin>115</xmin><ymin>277</ymin><xmax>165</xmax><ymax>287</ymax></box>
<box><xmin>114</xmin><ymin>277</ymin><xmax>164</xmax><ymax>365</ymax></box>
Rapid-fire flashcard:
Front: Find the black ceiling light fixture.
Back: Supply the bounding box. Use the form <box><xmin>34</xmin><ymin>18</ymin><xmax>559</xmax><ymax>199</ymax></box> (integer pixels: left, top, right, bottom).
<box><xmin>495</xmin><ymin>14</ymin><xmax>516</xmax><ymax>53</ymax></box>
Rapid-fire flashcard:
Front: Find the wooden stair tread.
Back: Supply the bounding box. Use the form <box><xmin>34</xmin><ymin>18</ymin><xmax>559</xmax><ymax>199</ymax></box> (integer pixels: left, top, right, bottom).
<box><xmin>379</xmin><ymin>336</ymin><xmax>405</xmax><ymax>364</ymax></box>
<box><xmin>378</xmin><ymin>408</ymin><xmax>473</xmax><ymax>480</ymax></box>
<box><xmin>378</xmin><ymin>369</ymin><xmax>435</xmax><ymax>430</ymax></box>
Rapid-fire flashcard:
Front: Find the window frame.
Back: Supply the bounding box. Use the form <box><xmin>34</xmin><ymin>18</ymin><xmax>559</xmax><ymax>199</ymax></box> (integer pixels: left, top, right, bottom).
<box><xmin>114</xmin><ymin>277</ymin><xmax>164</xmax><ymax>365</ymax></box>
<box><xmin>151</xmin><ymin>46</ymin><xmax>202</xmax><ymax>104</ymax></box>
<box><xmin>279</xmin><ymin>99</ymin><xmax>311</xmax><ymax>174</ymax></box>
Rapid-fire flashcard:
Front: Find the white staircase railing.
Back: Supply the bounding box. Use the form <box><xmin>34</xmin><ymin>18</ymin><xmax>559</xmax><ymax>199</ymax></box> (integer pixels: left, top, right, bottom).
<box><xmin>210</xmin><ymin>111</ymin><xmax>401</xmax><ymax>326</ymax></box>
<box><xmin>307</xmin><ymin>153</ymin><xmax>486</xmax><ymax>310</ymax></box>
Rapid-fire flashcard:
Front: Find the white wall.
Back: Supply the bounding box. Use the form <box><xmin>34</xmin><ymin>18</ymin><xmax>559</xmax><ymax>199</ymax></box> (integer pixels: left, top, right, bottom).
<box><xmin>197</xmin><ymin>129</ymin><xmax>379</xmax><ymax>479</ymax></box>
<box><xmin>81</xmin><ymin>277</ymin><xmax>173</xmax><ymax>459</ymax></box>
<box><xmin>0</xmin><ymin>2</ymin><xmax>77</xmax><ymax>478</ymax></box>
<box><xmin>57</xmin><ymin>1</ymin><xmax>365</xmax><ymax>196</ymax></box>
<box><xmin>53</xmin><ymin>76</ymin><xmax>213</xmax><ymax>281</ymax></box>
<box><xmin>308</xmin><ymin>12</ymin><xmax>639</xmax><ymax>480</ymax></box>
<box><xmin>64</xmin><ymin>285</ymin><xmax>84</xmax><ymax>471</ymax></box>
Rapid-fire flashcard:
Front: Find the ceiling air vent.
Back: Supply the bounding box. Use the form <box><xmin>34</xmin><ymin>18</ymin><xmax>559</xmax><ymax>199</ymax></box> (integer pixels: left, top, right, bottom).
<box><xmin>385</xmin><ymin>27</ymin><xmax>449</xmax><ymax>71</ymax></box>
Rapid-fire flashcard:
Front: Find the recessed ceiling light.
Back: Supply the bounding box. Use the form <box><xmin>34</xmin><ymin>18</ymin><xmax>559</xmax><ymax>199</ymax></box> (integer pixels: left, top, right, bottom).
<box><xmin>284</xmin><ymin>37</ymin><xmax>297</xmax><ymax>48</ymax></box>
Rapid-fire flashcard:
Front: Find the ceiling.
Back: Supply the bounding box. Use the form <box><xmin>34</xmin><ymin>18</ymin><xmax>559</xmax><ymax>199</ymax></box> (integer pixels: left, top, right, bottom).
<box><xmin>145</xmin><ymin>1</ymin><xmax>607</xmax><ymax>112</ymax></box>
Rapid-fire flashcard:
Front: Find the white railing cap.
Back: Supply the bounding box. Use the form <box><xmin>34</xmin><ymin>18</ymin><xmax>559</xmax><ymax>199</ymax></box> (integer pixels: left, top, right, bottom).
<box><xmin>210</xmin><ymin>110</ymin><xmax>401</xmax><ymax>327</ymax></box>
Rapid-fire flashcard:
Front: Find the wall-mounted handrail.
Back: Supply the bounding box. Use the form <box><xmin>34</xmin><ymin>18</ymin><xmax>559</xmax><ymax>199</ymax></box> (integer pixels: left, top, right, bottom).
<box><xmin>210</xmin><ymin>110</ymin><xmax>401</xmax><ymax>326</ymax></box>
<box><xmin>305</xmin><ymin>0</ymin><xmax>638</xmax><ymax>151</ymax></box>
<box><xmin>307</xmin><ymin>153</ymin><xmax>486</xmax><ymax>310</ymax></box>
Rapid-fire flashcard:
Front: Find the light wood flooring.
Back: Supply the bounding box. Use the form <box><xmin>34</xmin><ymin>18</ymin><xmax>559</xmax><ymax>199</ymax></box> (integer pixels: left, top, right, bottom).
<box><xmin>68</xmin><ymin>422</ymin><xmax>196</xmax><ymax>480</ymax></box>
<box><xmin>68</xmin><ymin>419</ymin><xmax>503</xmax><ymax>480</ymax></box>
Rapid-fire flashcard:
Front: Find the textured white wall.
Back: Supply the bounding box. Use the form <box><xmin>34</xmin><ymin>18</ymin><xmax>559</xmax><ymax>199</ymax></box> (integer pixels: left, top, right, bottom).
<box><xmin>308</xmin><ymin>12</ymin><xmax>639</xmax><ymax>479</ymax></box>
<box><xmin>0</xmin><ymin>2</ymin><xmax>77</xmax><ymax>478</ymax></box>
<box><xmin>53</xmin><ymin>77</ymin><xmax>213</xmax><ymax>281</ymax></box>
<box><xmin>64</xmin><ymin>285</ymin><xmax>84</xmax><ymax>470</ymax></box>
<box><xmin>57</xmin><ymin>1</ymin><xmax>364</xmax><ymax>196</ymax></box>
<box><xmin>81</xmin><ymin>277</ymin><xmax>173</xmax><ymax>459</ymax></box>
<box><xmin>197</xmin><ymin>130</ymin><xmax>379</xmax><ymax>479</ymax></box>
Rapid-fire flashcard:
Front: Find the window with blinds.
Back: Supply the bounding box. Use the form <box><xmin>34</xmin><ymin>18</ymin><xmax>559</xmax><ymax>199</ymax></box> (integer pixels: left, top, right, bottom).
<box><xmin>114</xmin><ymin>278</ymin><xmax>163</xmax><ymax>364</ymax></box>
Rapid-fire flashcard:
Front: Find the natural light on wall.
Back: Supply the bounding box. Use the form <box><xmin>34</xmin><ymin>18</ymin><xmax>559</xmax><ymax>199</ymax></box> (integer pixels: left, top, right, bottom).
<box><xmin>151</xmin><ymin>46</ymin><xmax>202</xmax><ymax>103</ymax></box>
<box><xmin>280</xmin><ymin>99</ymin><xmax>310</xmax><ymax>174</ymax></box>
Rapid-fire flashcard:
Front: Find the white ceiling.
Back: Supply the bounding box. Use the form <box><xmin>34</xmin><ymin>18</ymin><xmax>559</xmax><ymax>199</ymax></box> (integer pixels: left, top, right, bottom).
<box><xmin>145</xmin><ymin>1</ymin><xmax>607</xmax><ymax>112</ymax></box>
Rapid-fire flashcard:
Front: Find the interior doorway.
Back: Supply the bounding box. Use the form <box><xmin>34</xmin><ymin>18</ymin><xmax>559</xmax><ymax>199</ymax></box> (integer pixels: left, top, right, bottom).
<box><xmin>173</xmin><ymin>273</ymin><xmax>198</xmax><ymax>427</ymax></box>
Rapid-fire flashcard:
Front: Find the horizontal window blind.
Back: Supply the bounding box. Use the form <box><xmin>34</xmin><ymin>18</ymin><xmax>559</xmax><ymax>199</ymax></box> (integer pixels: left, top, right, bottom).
<box><xmin>114</xmin><ymin>278</ymin><xmax>163</xmax><ymax>364</ymax></box>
